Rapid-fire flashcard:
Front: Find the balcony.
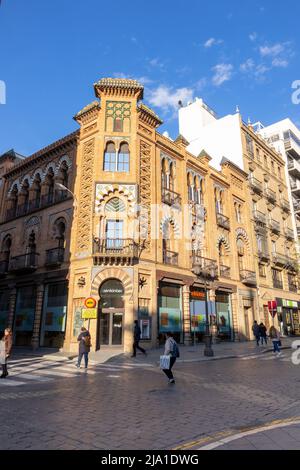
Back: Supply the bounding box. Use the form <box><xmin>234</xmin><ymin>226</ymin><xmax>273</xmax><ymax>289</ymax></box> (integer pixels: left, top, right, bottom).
<box><xmin>220</xmin><ymin>265</ymin><xmax>231</xmax><ymax>278</ymax></box>
<box><xmin>249</xmin><ymin>176</ymin><xmax>263</xmax><ymax>195</ymax></box>
<box><xmin>253</xmin><ymin>210</ymin><xmax>267</xmax><ymax>225</ymax></box>
<box><xmin>272</xmin><ymin>253</ymin><xmax>287</xmax><ymax>268</ymax></box>
<box><xmin>191</xmin><ymin>253</ymin><xmax>218</xmax><ymax>279</ymax></box>
<box><xmin>288</xmin><ymin>159</ymin><xmax>300</xmax><ymax>178</ymax></box>
<box><xmin>290</xmin><ymin>179</ymin><xmax>300</xmax><ymax>197</ymax></box>
<box><xmin>284</xmin><ymin>135</ymin><xmax>300</xmax><ymax>159</ymax></box>
<box><xmin>163</xmin><ymin>250</ymin><xmax>179</xmax><ymax>266</ymax></box>
<box><xmin>4</xmin><ymin>192</ymin><xmax>69</xmax><ymax>222</ymax></box>
<box><xmin>216</xmin><ymin>213</ymin><xmax>230</xmax><ymax>231</ymax></box>
<box><xmin>258</xmin><ymin>249</ymin><xmax>270</xmax><ymax>263</ymax></box>
<box><xmin>45</xmin><ymin>247</ymin><xmax>65</xmax><ymax>267</ymax></box>
<box><xmin>189</xmin><ymin>200</ymin><xmax>205</xmax><ymax>219</ymax></box>
<box><xmin>240</xmin><ymin>270</ymin><xmax>257</xmax><ymax>287</ymax></box>
<box><xmin>273</xmin><ymin>279</ymin><xmax>283</xmax><ymax>290</ymax></box>
<box><xmin>9</xmin><ymin>253</ymin><xmax>39</xmax><ymax>274</ymax></box>
<box><xmin>269</xmin><ymin>218</ymin><xmax>281</xmax><ymax>234</ymax></box>
<box><xmin>280</xmin><ymin>198</ymin><xmax>291</xmax><ymax>213</ymax></box>
<box><xmin>284</xmin><ymin>227</ymin><xmax>295</xmax><ymax>241</ymax></box>
<box><xmin>0</xmin><ymin>260</ymin><xmax>9</xmax><ymax>277</ymax></box>
<box><xmin>93</xmin><ymin>238</ymin><xmax>138</xmax><ymax>266</ymax></box>
<box><xmin>162</xmin><ymin>188</ymin><xmax>182</xmax><ymax>207</ymax></box>
<box><xmin>265</xmin><ymin>188</ymin><xmax>277</xmax><ymax>205</ymax></box>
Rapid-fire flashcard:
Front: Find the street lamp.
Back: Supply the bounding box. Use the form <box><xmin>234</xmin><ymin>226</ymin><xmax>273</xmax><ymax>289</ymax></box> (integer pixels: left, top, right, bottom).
<box><xmin>55</xmin><ymin>182</ymin><xmax>77</xmax><ymax>210</ymax></box>
<box><xmin>193</xmin><ymin>262</ymin><xmax>218</xmax><ymax>357</ymax></box>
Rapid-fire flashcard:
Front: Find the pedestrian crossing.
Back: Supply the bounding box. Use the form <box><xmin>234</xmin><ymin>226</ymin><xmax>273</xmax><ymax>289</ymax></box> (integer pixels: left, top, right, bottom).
<box><xmin>239</xmin><ymin>353</ymin><xmax>292</xmax><ymax>363</ymax></box>
<box><xmin>0</xmin><ymin>357</ymin><xmax>153</xmax><ymax>387</ymax></box>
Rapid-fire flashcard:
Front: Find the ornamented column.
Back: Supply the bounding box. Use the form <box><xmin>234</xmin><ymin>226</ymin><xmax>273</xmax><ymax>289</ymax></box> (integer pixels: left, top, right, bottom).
<box><xmin>182</xmin><ymin>285</ymin><xmax>192</xmax><ymax>345</ymax></box>
<box><xmin>7</xmin><ymin>284</ymin><xmax>17</xmax><ymax>329</ymax></box>
<box><xmin>31</xmin><ymin>283</ymin><xmax>45</xmax><ymax>350</ymax></box>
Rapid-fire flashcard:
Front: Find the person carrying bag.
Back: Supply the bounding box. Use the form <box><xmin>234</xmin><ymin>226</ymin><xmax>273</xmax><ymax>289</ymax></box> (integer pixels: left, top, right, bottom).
<box><xmin>160</xmin><ymin>332</ymin><xmax>180</xmax><ymax>384</ymax></box>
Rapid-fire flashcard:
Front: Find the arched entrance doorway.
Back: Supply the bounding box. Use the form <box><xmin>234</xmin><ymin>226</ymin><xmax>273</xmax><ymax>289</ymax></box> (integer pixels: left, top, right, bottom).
<box><xmin>97</xmin><ymin>279</ymin><xmax>125</xmax><ymax>349</ymax></box>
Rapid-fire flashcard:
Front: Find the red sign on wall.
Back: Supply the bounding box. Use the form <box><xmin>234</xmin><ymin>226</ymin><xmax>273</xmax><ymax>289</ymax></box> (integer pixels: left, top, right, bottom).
<box><xmin>268</xmin><ymin>301</ymin><xmax>277</xmax><ymax>317</ymax></box>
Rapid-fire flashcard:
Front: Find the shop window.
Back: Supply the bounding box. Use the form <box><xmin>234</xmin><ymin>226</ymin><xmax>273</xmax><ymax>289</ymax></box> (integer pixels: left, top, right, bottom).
<box><xmin>14</xmin><ymin>286</ymin><xmax>36</xmax><ymax>346</ymax></box>
<box><xmin>158</xmin><ymin>283</ymin><xmax>182</xmax><ymax>343</ymax></box>
<box><xmin>40</xmin><ymin>283</ymin><xmax>68</xmax><ymax>348</ymax></box>
<box><xmin>0</xmin><ymin>290</ymin><xmax>10</xmax><ymax>337</ymax></box>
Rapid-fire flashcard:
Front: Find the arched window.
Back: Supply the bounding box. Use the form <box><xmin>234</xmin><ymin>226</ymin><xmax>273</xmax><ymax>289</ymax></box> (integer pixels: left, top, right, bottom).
<box><xmin>104</xmin><ymin>142</ymin><xmax>116</xmax><ymax>172</ymax></box>
<box><xmin>105</xmin><ymin>197</ymin><xmax>126</xmax><ymax>214</ymax></box>
<box><xmin>118</xmin><ymin>142</ymin><xmax>130</xmax><ymax>172</ymax></box>
<box><xmin>22</xmin><ymin>180</ymin><xmax>30</xmax><ymax>212</ymax></box>
<box><xmin>162</xmin><ymin>158</ymin><xmax>168</xmax><ymax>190</ymax></box>
<box><xmin>10</xmin><ymin>185</ymin><xmax>18</xmax><ymax>218</ymax></box>
<box><xmin>56</xmin><ymin>220</ymin><xmax>66</xmax><ymax>248</ymax></box>
<box><xmin>169</xmin><ymin>163</ymin><xmax>175</xmax><ymax>191</ymax></box>
<box><xmin>187</xmin><ymin>173</ymin><xmax>194</xmax><ymax>201</ymax></box>
<box><xmin>237</xmin><ymin>238</ymin><xmax>245</xmax><ymax>274</ymax></box>
<box><xmin>219</xmin><ymin>242</ymin><xmax>225</xmax><ymax>265</ymax></box>
<box><xmin>1</xmin><ymin>235</ymin><xmax>12</xmax><ymax>267</ymax></box>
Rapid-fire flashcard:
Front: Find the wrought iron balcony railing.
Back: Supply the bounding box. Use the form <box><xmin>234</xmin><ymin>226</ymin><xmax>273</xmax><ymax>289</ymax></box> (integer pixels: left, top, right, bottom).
<box><xmin>269</xmin><ymin>218</ymin><xmax>281</xmax><ymax>234</ymax></box>
<box><xmin>216</xmin><ymin>213</ymin><xmax>230</xmax><ymax>230</ymax></box>
<box><xmin>163</xmin><ymin>250</ymin><xmax>179</xmax><ymax>266</ymax></box>
<box><xmin>240</xmin><ymin>270</ymin><xmax>257</xmax><ymax>287</ymax></box>
<box><xmin>284</xmin><ymin>228</ymin><xmax>295</xmax><ymax>240</ymax></box>
<box><xmin>220</xmin><ymin>265</ymin><xmax>231</xmax><ymax>278</ymax></box>
<box><xmin>253</xmin><ymin>210</ymin><xmax>267</xmax><ymax>225</ymax></box>
<box><xmin>265</xmin><ymin>188</ymin><xmax>277</xmax><ymax>204</ymax></box>
<box><xmin>93</xmin><ymin>238</ymin><xmax>138</xmax><ymax>266</ymax></box>
<box><xmin>45</xmin><ymin>247</ymin><xmax>65</xmax><ymax>266</ymax></box>
<box><xmin>162</xmin><ymin>188</ymin><xmax>182</xmax><ymax>207</ymax></box>
<box><xmin>9</xmin><ymin>253</ymin><xmax>39</xmax><ymax>273</ymax></box>
<box><xmin>288</xmin><ymin>282</ymin><xmax>298</xmax><ymax>293</ymax></box>
<box><xmin>191</xmin><ymin>253</ymin><xmax>218</xmax><ymax>279</ymax></box>
<box><xmin>280</xmin><ymin>198</ymin><xmax>291</xmax><ymax>213</ymax></box>
<box><xmin>249</xmin><ymin>176</ymin><xmax>263</xmax><ymax>194</ymax></box>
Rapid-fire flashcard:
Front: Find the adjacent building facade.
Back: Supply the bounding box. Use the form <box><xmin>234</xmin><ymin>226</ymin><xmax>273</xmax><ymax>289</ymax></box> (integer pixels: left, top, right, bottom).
<box><xmin>179</xmin><ymin>100</ymin><xmax>300</xmax><ymax>337</ymax></box>
<box><xmin>0</xmin><ymin>78</ymin><xmax>299</xmax><ymax>353</ymax></box>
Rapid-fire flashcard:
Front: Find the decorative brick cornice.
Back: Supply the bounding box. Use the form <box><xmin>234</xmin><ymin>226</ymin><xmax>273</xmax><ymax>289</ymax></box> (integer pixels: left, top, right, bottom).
<box><xmin>94</xmin><ymin>77</ymin><xmax>144</xmax><ymax>100</ymax></box>
<box><xmin>74</xmin><ymin>101</ymin><xmax>100</xmax><ymax>125</ymax></box>
<box><xmin>4</xmin><ymin>131</ymin><xmax>79</xmax><ymax>179</ymax></box>
<box><xmin>138</xmin><ymin>103</ymin><xmax>162</xmax><ymax>128</ymax></box>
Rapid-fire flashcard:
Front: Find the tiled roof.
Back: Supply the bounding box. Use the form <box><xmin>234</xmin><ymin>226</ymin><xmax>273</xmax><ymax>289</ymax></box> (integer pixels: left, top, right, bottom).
<box><xmin>95</xmin><ymin>77</ymin><xmax>144</xmax><ymax>90</ymax></box>
<box><xmin>138</xmin><ymin>103</ymin><xmax>162</xmax><ymax>125</ymax></box>
<box><xmin>74</xmin><ymin>100</ymin><xmax>100</xmax><ymax>119</ymax></box>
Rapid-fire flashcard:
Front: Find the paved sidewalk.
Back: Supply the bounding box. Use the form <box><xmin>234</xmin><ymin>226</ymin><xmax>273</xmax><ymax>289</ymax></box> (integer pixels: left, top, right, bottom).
<box><xmin>10</xmin><ymin>336</ymin><xmax>296</xmax><ymax>365</ymax></box>
<box><xmin>111</xmin><ymin>336</ymin><xmax>296</xmax><ymax>366</ymax></box>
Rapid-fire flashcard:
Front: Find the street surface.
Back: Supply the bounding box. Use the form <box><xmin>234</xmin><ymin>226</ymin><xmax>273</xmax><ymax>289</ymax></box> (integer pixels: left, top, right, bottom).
<box><xmin>0</xmin><ymin>350</ymin><xmax>300</xmax><ymax>450</ymax></box>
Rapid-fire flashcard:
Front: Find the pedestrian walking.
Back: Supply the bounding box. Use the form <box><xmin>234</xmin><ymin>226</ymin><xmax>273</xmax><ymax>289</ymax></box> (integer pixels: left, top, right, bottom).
<box><xmin>76</xmin><ymin>327</ymin><xmax>91</xmax><ymax>369</ymax></box>
<box><xmin>0</xmin><ymin>328</ymin><xmax>13</xmax><ymax>379</ymax></box>
<box><xmin>269</xmin><ymin>326</ymin><xmax>282</xmax><ymax>355</ymax></box>
<box><xmin>259</xmin><ymin>322</ymin><xmax>268</xmax><ymax>346</ymax></box>
<box><xmin>161</xmin><ymin>332</ymin><xmax>180</xmax><ymax>384</ymax></box>
<box><xmin>131</xmin><ymin>320</ymin><xmax>147</xmax><ymax>357</ymax></box>
<box><xmin>252</xmin><ymin>321</ymin><xmax>260</xmax><ymax>346</ymax></box>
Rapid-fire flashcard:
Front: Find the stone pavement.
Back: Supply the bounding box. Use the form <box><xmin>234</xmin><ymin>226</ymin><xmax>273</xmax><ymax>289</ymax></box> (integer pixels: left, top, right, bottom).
<box><xmin>11</xmin><ymin>337</ymin><xmax>296</xmax><ymax>366</ymax></box>
<box><xmin>1</xmin><ymin>345</ymin><xmax>300</xmax><ymax>450</ymax></box>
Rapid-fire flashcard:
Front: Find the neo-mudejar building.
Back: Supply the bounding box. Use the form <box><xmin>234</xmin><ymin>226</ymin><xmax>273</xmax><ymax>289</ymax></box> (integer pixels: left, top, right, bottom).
<box><xmin>0</xmin><ymin>78</ymin><xmax>299</xmax><ymax>354</ymax></box>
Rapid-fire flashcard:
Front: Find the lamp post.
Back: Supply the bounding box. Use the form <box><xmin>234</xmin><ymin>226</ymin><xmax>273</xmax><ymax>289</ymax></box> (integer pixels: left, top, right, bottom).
<box><xmin>192</xmin><ymin>261</ymin><xmax>217</xmax><ymax>357</ymax></box>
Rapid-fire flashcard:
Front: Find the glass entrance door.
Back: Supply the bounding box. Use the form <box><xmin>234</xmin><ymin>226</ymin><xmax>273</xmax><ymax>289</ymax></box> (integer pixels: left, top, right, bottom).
<box><xmin>99</xmin><ymin>310</ymin><xmax>124</xmax><ymax>346</ymax></box>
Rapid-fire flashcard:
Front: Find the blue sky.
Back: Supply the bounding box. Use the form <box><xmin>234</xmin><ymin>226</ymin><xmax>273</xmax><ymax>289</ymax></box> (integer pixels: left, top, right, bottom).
<box><xmin>0</xmin><ymin>0</ymin><xmax>300</xmax><ymax>156</ymax></box>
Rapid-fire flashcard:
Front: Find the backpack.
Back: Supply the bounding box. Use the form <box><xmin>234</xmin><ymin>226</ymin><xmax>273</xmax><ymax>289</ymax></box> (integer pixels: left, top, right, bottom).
<box><xmin>83</xmin><ymin>335</ymin><xmax>91</xmax><ymax>348</ymax></box>
<box><xmin>170</xmin><ymin>339</ymin><xmax>180</xmax><ymax>358</ymax></box>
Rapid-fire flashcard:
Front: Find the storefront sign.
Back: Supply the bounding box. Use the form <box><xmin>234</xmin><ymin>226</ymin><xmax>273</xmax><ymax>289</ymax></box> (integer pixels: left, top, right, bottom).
<box><xmin>84</xmin><ymin>297</ymin><xmax>97</xmax><ymax>309</ymax></box>
<box><xmin>282</xmin><ymin>299</ymin><xmax>298</xmax><ymax>309</ymax></box>
<box><xmin>190</xmin><ymin>290</ymin><xmax>205</xmax><ymax>300</ymax></box>
<box><xmin>81</xmin><ymin>308</ymin><xmax>98</xmax><ymax>320</ymax></box>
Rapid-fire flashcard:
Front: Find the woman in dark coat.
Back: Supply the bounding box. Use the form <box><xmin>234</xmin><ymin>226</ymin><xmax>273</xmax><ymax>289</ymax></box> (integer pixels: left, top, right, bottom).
<box><xmin>259</xmin><ymin>323</ymin><xmax>268</xmax><ymax>346</ymax></box>
<box><xmin>76</xmin><ymin>327</ymin><xmax>91</xmax><ymax>369</ymax></box>
<box><xmin>0</xmin><ymin>328</ymin><xmax>13</xmax><ymax>378</ymax></box>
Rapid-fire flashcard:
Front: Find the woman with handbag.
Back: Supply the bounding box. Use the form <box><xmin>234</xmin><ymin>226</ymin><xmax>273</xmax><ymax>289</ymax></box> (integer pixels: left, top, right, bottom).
<box><xmin>0</xmin><ymin>328</ymin><xmax>13</xmax><ymax>379</ymax></box>
<box><xmin>161</xmin><ymin>332</ymin><xmax>179</xmax><ymax>385</ymax></box>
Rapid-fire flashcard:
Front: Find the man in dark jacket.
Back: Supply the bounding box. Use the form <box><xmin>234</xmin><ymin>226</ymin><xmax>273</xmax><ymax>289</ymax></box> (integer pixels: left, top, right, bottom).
<box><xmin>252</xmin><ymin>321</ymin><xmax>260</xmax><ymax>346</ymax></box>
<box><xmin>131</xmin><ymin>320</ymin><xmax>147</xmax><ymax>357</ymax></box>
<box><xmin>259</xmin><ymin>322</ymin><xmax>268</xmax><ymax>345</ymax></box>
<box><xmin>76</xmin><ymin>327</ymin><xmax>91</xmax><ymax>369</ymax></box>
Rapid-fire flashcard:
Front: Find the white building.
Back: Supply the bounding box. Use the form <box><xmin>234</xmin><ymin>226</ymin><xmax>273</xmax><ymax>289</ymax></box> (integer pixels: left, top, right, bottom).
<box><xmin>257</xmin><ymin>119</ymin><xmax>300</xmax><ymax>248</ymax></box>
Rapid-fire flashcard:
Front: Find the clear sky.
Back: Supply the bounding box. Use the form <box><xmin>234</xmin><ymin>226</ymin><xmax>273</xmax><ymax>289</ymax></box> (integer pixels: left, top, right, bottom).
<box><xmin>0</xmin><ymin>0</ymin><xmax>300</xmax><ymax>156</ymax></box>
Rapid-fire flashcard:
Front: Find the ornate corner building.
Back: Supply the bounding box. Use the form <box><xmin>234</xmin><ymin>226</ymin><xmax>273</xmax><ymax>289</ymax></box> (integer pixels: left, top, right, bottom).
<box><xmin>0</xmin><ymin>78</ymin><xmax>299</xmax><ymax>353</ymax></box>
